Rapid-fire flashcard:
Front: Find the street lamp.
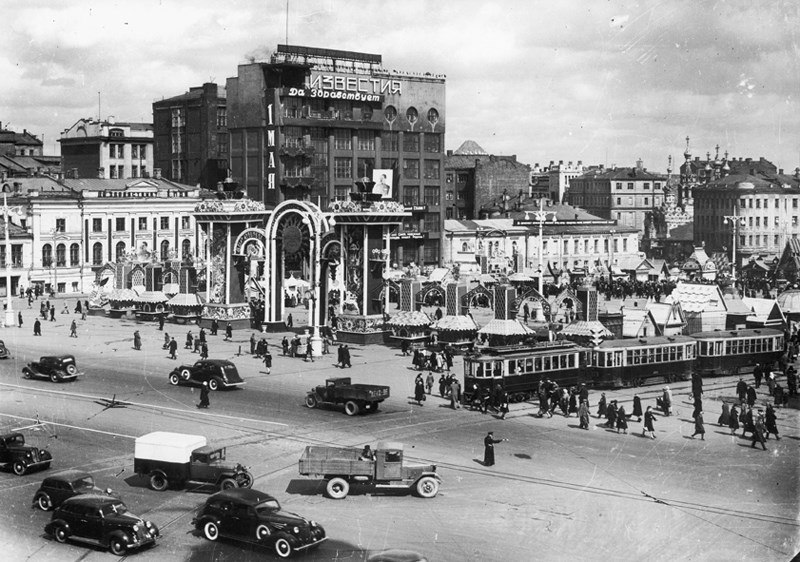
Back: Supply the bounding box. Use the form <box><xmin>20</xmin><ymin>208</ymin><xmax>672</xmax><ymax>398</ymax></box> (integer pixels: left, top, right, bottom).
<box><xmin>723</xmin><ymin>209</ymin><xmax>746</xmax><ymax>282</ymax></box>
<box><xmin>529</xmin><ymin>198</ymin><xmax>556</xmax><ymax>295</ymax></box>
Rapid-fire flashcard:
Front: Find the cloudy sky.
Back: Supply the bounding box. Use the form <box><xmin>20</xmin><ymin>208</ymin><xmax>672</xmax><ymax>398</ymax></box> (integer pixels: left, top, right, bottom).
<box><xmin>2</xmin><ymin>0</ymin><xmax>799</xmax><ymax>172</ymax></box>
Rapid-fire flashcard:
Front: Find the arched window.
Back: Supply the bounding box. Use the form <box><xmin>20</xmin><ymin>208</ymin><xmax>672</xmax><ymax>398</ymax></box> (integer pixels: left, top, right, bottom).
<box><xmin>384</xmin><ymin>105</ymin><xmax>397</xmax><ymax>123</ymax></box>
<box><xmin>160</xmin><ymin>240</ymin><xmax>170</xmax><ymax>260</ymax></box>
<box><xmin>406</xmin><ymin>107</ymin><xmax>418</xmax><ymax>126</ymax></box>
<box><xmin>56</xmin><ymin>244</ymin><xmax>66</xmax><ymax>267</ymax></box>
<box><xmin>461</xmin><ymin>242</ymin><xmax>469</xmax><ymax>252</ymax></box>
<box><xmin>42</xmin><ymin>244</ymin><xmax>52</xmax><ymax>267</ymax></box>
<box><xmin>115</xmin><ymin>241</ymin><xmax>126</xmax><ymax>262</ymax></box>
<box><xmin>92</xmin><ymin>243</ymin><xmax>103</xmax><ymax>265</ymax></box>
<box><xmin>427</xmin><ymin>108</ymin><xmax>439</xmax><ymax>126</ymax></box>
<box><xmin>70</xmin><ymin>243</ymin><xmax>80</xmax><ymax>266</ymax></box>
<box><xmin>182</xmin><ymin>239</ymin><xmax>192</xmax><ymax>259</ymax></box>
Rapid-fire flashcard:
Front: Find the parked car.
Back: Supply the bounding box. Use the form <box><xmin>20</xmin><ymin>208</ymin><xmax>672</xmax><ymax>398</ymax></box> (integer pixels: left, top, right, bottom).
<box><xmin>33</xmin><ymin>470</ymin><xmax>118</xmax><ymax>511</ymax></box>
<box><xmin>167</xmin><ymin>359</ymin><xmax>244</xmax><ymax>391</ymax></box>
<box><xmin>44</xmin><ymin>496</ymin><xmax>159</xmax><ymax>556</ymax></box>
<box><xmin>0</xmin><ymin>432</ymin><xmax>52</xmax><ymax>476</ymax></box>
<box><xmin>192</xmin><ymin>488</ymin><xmax>326</xmax><ymax>558</ymax></box>
<box><xmin>22</xmin><ymin>355</ymin><xmax>80</xmax><ymax>383</ymax></box>
<box><xmin>134</xmin><ymin>432</ymin><xmax>252</xmax><ymax>491</ymax></box>
<box><xmin>305</xmin><ymin>377</ymin><xmax>390</xmax><ymax>415</ymax></box>
<box><xmin>0</xmin><ymin>339</ymin><xmax>10</xmax><ymax>359</ymax></box>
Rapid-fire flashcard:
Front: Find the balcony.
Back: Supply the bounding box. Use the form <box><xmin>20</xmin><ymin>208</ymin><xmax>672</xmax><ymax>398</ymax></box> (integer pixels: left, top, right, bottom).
<box><xmin>279</xmin><ymin>144</ymin><xmax>316</xmax><ymax>159</ymax></box>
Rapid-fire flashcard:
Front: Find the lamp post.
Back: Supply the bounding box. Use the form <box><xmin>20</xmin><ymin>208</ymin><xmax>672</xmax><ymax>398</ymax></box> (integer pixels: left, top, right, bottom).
<box><xmin>301</xmin><ymin>209</ymin><xmax>336</xmax><ymax>356</ymax></box>
<box><xmin>2</xmin><ymin>195</ymin><xmax>16</xmax><ymax>326</ymax></box>
<box><xmin>723</xmin><ymin>209</ymin><xmax>746</xmax><ymax>282</ymax></box>
<box><xmin>530</xmin><ymin>198</ymin><xmax>556</xmax><ymax>295</ymax></box>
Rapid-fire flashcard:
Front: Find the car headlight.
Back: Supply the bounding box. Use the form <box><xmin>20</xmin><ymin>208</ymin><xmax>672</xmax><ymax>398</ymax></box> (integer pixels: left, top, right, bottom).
<box><xmin>145</xmin><ymin>521</ymin><xmax>152</xmax><ymax>529</ymax></box>
<box><xmin>133</xmin><ymin>524</ymin><xmax>139</xmax><ymax>532</ymax></box>
<box><xmin>106</xmin><ymin>488</ymin><xmax>113</xmax><ymax>494</ymax></box>
<box><xmin>292</xmin><ymin>526</ymin><xmax>300</xmax><ymax>534</ymax></box>
<box><xmin>310</xmin><ymin>520</ymin><xmax>317</xmax><ymax>527</ymax></box>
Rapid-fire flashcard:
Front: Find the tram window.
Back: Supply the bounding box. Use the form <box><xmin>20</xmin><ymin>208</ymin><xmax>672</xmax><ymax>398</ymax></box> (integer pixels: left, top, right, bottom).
<box><xmin>476</xmin><ymin>363</ymin><xmax>484</xmax><ymax>377</ymax></box>
<box><xmin>676</xmin><ymin>346</ymin><xmax>683</xmax><ymax>360</ymax></box>
<box><xmin>508</xmin><ymin>361</ymin><xmax>516</xmax><ymax>375</ymax></box>
<box><xmin>544</xmin><ymin>357</ymin><xmax>551</xmax><ymax>370</ymax></box>
<box><xmin>668</xmin><ymin>346</ymin><xmax>675</xmax><ymax>361</ymax></box>
<box><xmin>725</xmin><ymin>341</ymin><xmax>732</xmax><ymax>354</ymax></box>
<box><xmin>655</xmin><ymin>348</ymin><xmax>662</xmax><ymax>362</ymax></box>
<box><xmin>534</xmin><ymin>357</ymin><xmax>542</xmax><ymax>371</ymax></box>
<box><xmin>493</xmin><ymin>361</ymin><xmax>503</xmax><ymax>377</ymax></box>
<box><xmin>526</xmin><ymin>358</ymin><xmax>533</xmax><ymax>372</ymax></box>
<box><xmin>560</xmin><ymin>355</ymin><xmax>567</xmax><ymax>369</ymax></box>
<box><xmin>687</xmin><ymin>345</ymin><xmax>694</xmax><ymax>359</ymax></box>
<box><xmin>569</xmin><ymin>354</ymin><xmax>575</xmax><ymax>368</ymax></box>
<box><xmin>626</xmin><ymin>350</ymin><xmax>633</xmax><ymax>364</ymax></box>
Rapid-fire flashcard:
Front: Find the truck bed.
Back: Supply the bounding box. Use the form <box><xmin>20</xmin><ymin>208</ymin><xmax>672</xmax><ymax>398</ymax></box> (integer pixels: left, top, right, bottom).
<box><xmin>329</xmin><ymin>384</ymin><xmax>390</xmax><ymax>400</ymax></box>
<box><xmin>298</xmin><ymin>446</ymin><xmax>374</xmax><ymax>477</ymax></box>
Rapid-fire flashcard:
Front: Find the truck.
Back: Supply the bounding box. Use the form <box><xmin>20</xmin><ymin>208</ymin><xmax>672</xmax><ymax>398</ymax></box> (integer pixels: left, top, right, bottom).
<box><xmin>304</xmin><ymin>377</ymin><xmax>390</xmax><ymax>416</ymax></box>
<box><xmin>298</xmin><ymin>442</ymin><xmax>441</xmax><ymax>499</ymax></box>
<box><xmin>133</xmin><ymin>432</ymin><xmax>253</xmax><ymax>492</ymax></box>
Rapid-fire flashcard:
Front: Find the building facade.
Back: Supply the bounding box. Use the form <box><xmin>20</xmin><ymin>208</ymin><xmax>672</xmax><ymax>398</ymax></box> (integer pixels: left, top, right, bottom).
<box><xmin>568</xmin><ymin>160</ymin><xmax>667</xmax><ymax>235</ymax></box>
<box><xmin>547</xmin><ymin>159</ymin><xmax>586</xmax><ymax>203</ymax></box>
<box><xmin>0</xmin><ymin>123</ymin><xmax>43</xmax><ymax>157</ymax></box>
<box><xmin>153</xmin><ymin>82</ymin><xmax>228</xmax><ymax>189</ymax></box>
<box><xmin>59</xmin><ymin>118</ymin><xmax>153</xmax><ymax>181</ymax></box>
<box><xmin>225</xmin><ymin>44</ymin><xmax>446</xmax><ymax>266</ymax></box>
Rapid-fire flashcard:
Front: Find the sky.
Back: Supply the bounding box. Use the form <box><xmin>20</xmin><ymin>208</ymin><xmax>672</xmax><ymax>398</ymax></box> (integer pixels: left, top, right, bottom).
<box><xmin>2</xmin><ymin>0</ymin><xmax>799</xmax><ymax>173</ymax></box>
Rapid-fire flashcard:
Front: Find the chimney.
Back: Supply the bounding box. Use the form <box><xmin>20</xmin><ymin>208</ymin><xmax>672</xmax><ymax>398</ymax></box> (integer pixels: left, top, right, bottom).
<box><xmin>779</xmin><ymin>168</ymin><xmax>784</xmax><ymax>175</ymax></box>
<box><xmin>559</xmin><ymin>160</ymin><xmax>564</xmax><ymax>165</ymax></box>
<box><xmin>549</xmin><ymin>160</ymin><xmax>554</xmax><ymax>166</ymax></box>
<box><xmin>446</xmin><ymin>149</ymin><xmax>453</xmax><ymax>156</ymax></box>
<box><xmin>577</xmin><ymin>160</ymin><xmax>582</xmax><ymax>166</ymax></box>
<box><xmin>97</xmin><ymin>167</ymin><xmax>105</xmax><ymax>179</ymax></box>
<box><xmin>636</xmin><ymin>158</ymin><xmax>643</xmax><ymax>170</ymax></box>
<box><xmin>0</xmin><ymin>171</ymin><xmax>6</xmax><ymax>181</ymax></box>
<box><xmin>70</xmin><ymin>168</ymin><xmax>79</xmax><ymax>179</ymax></box>
<box><xmin>153</xmin><ymin>168</ymin><xmax>162</xmax><ymax>179</ymax></box>
<box><xmin>568</xmin><ymin>161</ymin><xmax>573</xmax><ymax>167</ymax></box>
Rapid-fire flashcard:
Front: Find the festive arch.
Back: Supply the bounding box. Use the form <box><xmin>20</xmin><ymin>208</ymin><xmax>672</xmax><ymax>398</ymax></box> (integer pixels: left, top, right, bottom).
<box><xmin>461</xmin><ymin>284</ymin><xmax>494</xmax><ymax>309</ymax></box>
<box><xmin>233</xmin><ymin>227</ymin><xmax>268</xmax><ymax>258</ymax></box>
<box><xmin>416</xmin><ymin>283</ymin><xmax>446</xmax><ymax>307</ymax></box>
<box><xmin>514</xmin><ymin>287</ymin><xmax>552</xmax><ymax>319</ymax></box>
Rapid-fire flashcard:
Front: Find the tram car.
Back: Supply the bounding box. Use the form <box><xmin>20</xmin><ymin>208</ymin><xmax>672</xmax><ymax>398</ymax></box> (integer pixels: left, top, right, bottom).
<box><xmin>463</xmin><ymin>341</ymin><xmax>589</xmax><ymax>403</ymax></box>
<box><xmin>589</xmin><ymin>335</ymin><xmax>696</xmax><ymax>388</ymax></box>
<box><xmin>693</xmin><ymin>328</ymin><xmax>783</xmax><ymax>377</ymax></box>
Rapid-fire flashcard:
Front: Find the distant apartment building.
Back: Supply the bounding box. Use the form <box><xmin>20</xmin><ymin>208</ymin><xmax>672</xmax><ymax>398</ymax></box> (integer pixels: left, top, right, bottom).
<box><xmin>59</xmin><ymin>118</ymin><xmax>153</xmax><ymax>180</ymax></box>
<box><xmin>547</xmin><ymin>159</ymin><xmax>586</xmax><ymax>203</ymax></box>
<box><xmin>153</xmin><ymin>82</ymin><xmax>228</xmax><ymax>189</ymax></box>
<box><xmin>0</xmin><ymin>122</ymin><xmax>43</xmax><ymax>157</ymax></box>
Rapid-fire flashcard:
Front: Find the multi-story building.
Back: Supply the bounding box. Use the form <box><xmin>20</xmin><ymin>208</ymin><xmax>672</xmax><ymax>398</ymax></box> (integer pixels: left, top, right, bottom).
<box><xmin>568</xmin><ymin>159</ymin><xmax>667</xmax><ymax>235</ymax></box>
<box><xmin>4</xmin><ymin>176</ymin><xmax>202</xmax><ymax>295</ymax></box>
<box><xmin>153</xmin><ymin>83</ymin><xmax>228</xmax><ymax>188</ymax></box>
<box><xmin>529</xmin><ymin>163</ymin><xmax>550</xmax><ymax>201</ymax></box>
<box><xmin>0</xmin><ymin>122</ymin><xmax>43</xmax><ymax>157</ymax></box>
<box><xmin>59</xmin><ymin>118</ymin><xmax>153</xmax><ymax>181</ymax></box>
<box><xmin>225</xmin><ymin>44</ymin><xmax>446</xmax><ymax>266</ymax></box>
<box><xmin>444</xmin><ymin>140</ymin><xmax>531</xmax><ymax>221</ymax></box>
<box><xmin>692</xmin><ymin>165</ymin><xmax>800</xmax><ymax>267</ymax></box>
<box><xmin>547</xmin><ymin>159</ymin><xmax>586</xmax><ymax>203</ymax></box>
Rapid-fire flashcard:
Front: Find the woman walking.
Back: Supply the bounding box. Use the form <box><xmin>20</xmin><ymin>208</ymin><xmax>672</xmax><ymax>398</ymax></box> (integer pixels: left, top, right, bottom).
<box><xmin>690</xmin><ymin>411</ymin><xmax>706</xmax><ymax>440</ymax></box>
<box><xmin>578</xmin><ymin>400</ymin><xmax>590</xmax><ymax>430</ymax></box>
<box><xmin>597</xmin><ymin>392</ymin><xmax>607</xmax><ymax>418</ymax></box>
<box><xmin>764</xmin><ymin>403</ymin><xmax>780</xmax><ymax>440</ymax></box>
<box><xmin>632</xmin><ymin>395</ymin><xmax>643</xmax><ymax>422</ymax></box>
<box><xmin>718</xmin><ymin>402</ymin><xmax>731</xmax><ymax>427</ymax></box>
<box><xmin>414</xmin><ymin>375</ymin><xmax>426</xmax><ymax>406</ymax></box>
<box><xmin>616</xmin><ymin>405</ymin><xmax>629</xmax><ymax>434</ymax></box>
<box><xmin>643</xmin><ymin>406</ymin><xmax>657</xmax><ymax>438</ymax></box>
<box><xmin>728</xmin><ymin>404</ymin><xmax>740</xmax><ymax>435</ymax></box>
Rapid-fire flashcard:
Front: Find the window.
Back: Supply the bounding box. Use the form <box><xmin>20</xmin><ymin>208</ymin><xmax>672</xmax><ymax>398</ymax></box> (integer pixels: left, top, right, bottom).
<box><xmin>424</xmin><ymin>134</ymin><xmax>440</xmax><ymax>153</ymax></box>
<box><xmin>424</xmin><ymin>160</ymin><xmax>440</xmax><ymax>180</ymax></box>
<box><xmin>138</xmin><ymin>217</ymin><xmax>147</xmax><ymax>230</ymax></box>
<box><xmin>654</xmin><ymin>182</ymin><xmax>661</xmax><ymax>190</ymax></box>
<box><xmin>334</xmin><ymin>130</ymin><xmax>352</xmax><ymax>150</ymax></box>
<box><xmin>616</xmin><ymin>197</ymin><xmax>621</xmax><ymax>205</ymax></box>
<box><xmin>616</xmin><ymin>182</ymin><xmax>622</xmax><ymax>190</ymax></box>
<box><xmin>115</xmin><ymin>241</ymin><xmax>126</xmax><ymax>261</ymax></box>
<box><xmin>756</xmin><ymin>199</ymin><xmax>761</xmax><ymax>208</ymax></box>
<box><xmin>160</xmin><ymin>240</ymin><xmax>170</xmax><ymax>260</ymax></box>
<box><xmin>109</xmin><ymin>128</ymin><xmax>124</xmax><ymax>138</ymax></box>
<box><xmin>70</xmin><ymin>243</ymin><xmax>79</xmax><ymax>266</ymax></box>
<box><xmin>382</xmin><ymin>131</ymin><xmax>399</xmax><ymax>152</ymax></box>
<box><xmin>403</xmin><ymin>159</ymin><xmax>419</xmax><ymax>179</ymax></box>
<box><xmin>160</xmin><ymin>217</ymin><xmax>170</xmax><ymax>230</ymax></box>
<box><xmin>181</xmin><ymin>216</ymin><xmax>190</xmax><ymax>229</ymax></box>
<box><xmin>643</xmin><ymin>183</ymin><xmax>650</xmax><ymax>190</ymax></box>
<box><xmin>56</xmin><ymin>244</ymin><xmax>66</xmax><ymax>267</ymax></box>
<box><xmin>115</xmin><ymin>218</ymin><xmax>125</xmax><ymax>232</ymax></box>
<box><xmin>423</xmin><ymin>212</ymin><xmax>440</xmax><ymax>232</ymax></box>
<box><xmin>92</xmin><ymin>242</ymin><xmax>103</xmax><ymax>265</ymax></box>
<box><xmin>182</xmin><ymin>239</ymin><xmax>192</xmax><ymax>259</ymax></box>
<box><xmin>403</xmin><ymin>186</ymin><xmax>419</xmax><ymax>206</ymax></box>
<box><xmin>10</xmin><ymin>244</ymin><xmax>21</xmax><ymax>268</ymax></box>
<box><xmin>334</xmin><ymin>157</ymin><xmax>352</xmax><ymax>179</ymax></box>
<box><xmin>795</xmin><ymin>198</ymin><xmax>799</xmax><ymax>209</ymax></box>
<box><xmin>357</xmin><ymin>130</ymin><xmax>375</xmax><ymax>151</ymax></box>
<box><xmin>171</xmin><ymin>107</ymin><xmax>184</xmax><ymax>127</ymax></box>
<box><xmin>384</xmin><ymin>105</ymin><xmax>397</xmax><ymax>123</ymax></box>
<box><xmin>427</xmin><ymin>108</ymin><xmax>439</xmax><ymax>127</ymax></box>
<box><xmin>623</xmin><ymin>239</ymin><xmax>628</xmax><ymax>252</ymax></box>
<box><xmin>594</xmin><ymin>239</ymin><xmax>599</xmax><ymax>252</ymax></box>
<box><xmin>627</xmin><ymin>183</ymin><xmax>634</xmax><ymax>190</ymax></box>
<box><xmin>42</xmin><ymin>244</ymin><xmax>52</xmax><ymax>267</ymax></box>
<box><xmin>445</xmin><ymin>191</ymin><xmax>454</xmax><ymax>201</ymax></box>
<box><xmin>55</xmin><ymin>218</ymin><xmax>65</xmax><ymax>233</ymax></box>
<box><xmin>457</xmin><ymin>172</ymin><xmax>469</xmax><ymax>184</ymax></box>
<box><xmin>406</xmin><ymin>107</ymin><xmax>418</xmax><ymax>126</ymax></box>
<box><xmin>131</xmin><ymin>165</ymin><xmax>139</xmax><ymax>178</ymax></box>
<box><xmin>403</xmin><ymin>133</ymin><xmax>420</xmax><ymax>152</ymax></box>
<box><xmin>423</xmin><ymin>239</ymin><xmax>439</xmax><ymax>263</ymax></box>
<box><xmin>644</xmin><ymin>197</ymin><xmax>649</xmax><ymax>205</ymax></box>
<box><xmin>217</xmin><ymin>107</ymin><xmax>227</xmax><ymax>127</ymax></box>
<box><xmin>424</xmin><ymin>186</ymin><xmax>440</xmax><ymax>206</ymax></box>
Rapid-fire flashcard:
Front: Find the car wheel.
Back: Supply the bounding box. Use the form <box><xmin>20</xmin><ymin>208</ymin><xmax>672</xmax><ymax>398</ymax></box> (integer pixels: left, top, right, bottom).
<box><xmin>203</xmin><ymin>521</ymin><xmax>219</xmax><ymax>541</ymax></box>
<box><xmin>274</xmin><ymin>536</ymin><xmax>294</xmax><ymax>559</ymax></box>
<box><xmin>326</xmin><ymin>477</ymin><xmax>350</xmax><ymax>499</ymax></box>
<box><xmin>239</xmin><ymin>471</ymin><xmax>254</xmax><ymax>489</ymax></box>
<box><xmin>50</xmin><ymin>373</ymin><xmax>59</xmax><ymax>383</ymax></box>
<box><xmin>416</xmin><ymin>476</ymin><xmax>439</xmax><ymax>498</ymax></box>
<box><xmin>108</xmin><ymin>536</ymin><xmax>127</xmax><ymax>556</ymax></box>
<box><xmin>208</xmin><ymin>378</ymin><xmax>220</xmax><ymax>391</ymax></box>
<box><xmin>220</xmin><ymin>478</ymin><xmax>238</xmax><ymax>490</ymax></box>
<box><xmin>305</xmin><ymin>395</ymin><xmax>318</xmax><ymax>408</ymax></box>
<box><xmin>65</xmin><ymin>364</ymin><xmax>77</xmax><ymax>376</ymax></box>
<box><xmin>149</xmin><ymin>473</ymin><xmax>168</xmax><ymax>491</ymax></box>
<box><xmin>180</xmin><ymin>368</ymin><xmax>191</xmax><ymax>381</ymax></box>
<box><xmin>168</xmin><ymin>373</ymin><xmax>180</xmax><ymax>385</ymax></box>
<box><xmin>344</xmin><ymin>400</ymin><xmax>360</xmax><ymax>416</ymax></box>
<box><xmin>36</xmin><ymin>493</ymin><xmax>52</xmax><ymax>511</ymax></box>
<box><xmin>53</xmin><ymin>525</ymin><xmax>68</xmax><ymax>543</ymax></box>
<box><xmin>12</xmin><ymin>460</ymin><xmax>26</xmax><ymax>476</ymax></box>
<box><xmin>256</xmin><ymin>524</ymin><xmax>271</xmax><ymax>541</ymax></box>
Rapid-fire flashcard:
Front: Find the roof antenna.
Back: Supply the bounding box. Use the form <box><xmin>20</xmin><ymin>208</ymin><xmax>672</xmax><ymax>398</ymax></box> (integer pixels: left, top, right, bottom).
<box><xmin>285</xmin><ymin>0</ymin><xmax>289</xmax><ymax>44</ymax></box>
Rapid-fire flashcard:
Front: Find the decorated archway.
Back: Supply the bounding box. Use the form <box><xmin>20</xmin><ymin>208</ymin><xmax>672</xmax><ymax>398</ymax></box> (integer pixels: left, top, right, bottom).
<box><xmin>417</xmin><ymin>283</ymin><xmax>446</xmax><ymax>307</ymax></box>
<box><xmin>461</xmin><ymin>284</ymin><xmax>494</xmax><ymax>310</ymax></box>
<box><xmin>514</xmin><ymin>287</ymin><xmax>551</xmax><ymax>321</ymax></box>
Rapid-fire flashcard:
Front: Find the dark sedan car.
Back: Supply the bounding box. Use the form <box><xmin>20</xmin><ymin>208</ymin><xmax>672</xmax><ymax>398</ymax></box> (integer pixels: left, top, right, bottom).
<box><xmin>23</xmin><ymin>355</ymin><xmax>80</xmax><ymax>383</ymax></box>
<box><xmin>33</xmin><ymin>470</ymin><xmax>118</xmax><ymax>511</ymax></box>
<box><xmin>192</xmin><ymin>488</ymin><xmax>326</xmax><ymax>558</ymax></box>
<box><xmin>0</xmin><ymin>339</ymin><xmax>10</xmax><ymax>359</ymax></box>
<box><xmin>168</xmin><ymin>359</ymin><xmax>244</xmax><ymax>391</ymax></box>
<box><xmin>45</xmin><ymin>496</ymin><xmax>159</xmax><ymax>556</ymax></box>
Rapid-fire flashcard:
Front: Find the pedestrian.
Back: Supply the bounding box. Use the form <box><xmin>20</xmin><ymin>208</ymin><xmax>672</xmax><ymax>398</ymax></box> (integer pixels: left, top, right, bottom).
<box><xmin>483</xmin><ymin>431</ymin><xmax>506</xmax><ymax>467</ymax></box>
<box><xmin>764</xmin><ymin>403</ymin><xmax>780</xmax><ymax>440</ymax></box>
<box><xmin>728</xmin><ymin>404</ymin><xmax>740</xmax><ymax>435</ymax></box>
<box><xmin>662</xmin><ymin>386</ymin><xmax>672</xmax><ymax>416</ymax></box>
<box><xmin>33</xmin><ymin>318</ymin><xmax>41</xmax><ymax>336</ymax></box>
<box><xmin>282</xmin><ymin>336</ymin><xmax>289</xmax><ymax>356</ymax></box>
<box><xmin>414</xmin><ymin>375</ymin><xmax>426</xmax><ymax>406</ymax></box>
<box><xmin>736</xmin><ymin>377</ymin><xmax>747</xmax><ymax>403</ymax></box>
<box><xmin>168</xmin><ymin>337</ymin><xmax>178</xmax><ymax>359</ymax></box>
<box><xmin>786</xmin><ymin>365</ymin><xmax>797</xmax><ymax>397</ymax></box>
<box><xmin>210</xmin><ymin>318</ymin><xmax>218</xmax><ymax>335</ymax></box>
<box><xmin>568</xmin><ymin>388</ymin><xmax>578</xmax><ymax>416</ymax></box>
<box><xmin>49</xmin><ymin>306</ymin><xmax>55</xmax><ymax>321</ymax></box>
<box><xmin>286</xmin><ymin>313</ymin><xmax>293</xmax><ymax>328</ymax></box>
<box><xmin>400</xmin><ymin>339</ymin><xmax>409</xmax><ymax>356</ymax></box>
<box><xmin>579</xmin><ymin>383</ymin><xmax>589</xmax><ymax>407</ymax></box>
<box><xmin>84</xmin><ymin>299</ymin><xmax>90</xmax><ymax>314</ymax></box>
<box><xmin>718</xmin><ymin>402</ymin><xmax>731</xmax><ymax>427</ymax></box>
<box><xmin>425</xmin><ymin>371</ymin><xmax>434</xmax><ymax>395</ymax></box>
<box><xmin>185</xmin><ymin>331</ymin><xmax>194</xmax><ymax>350</ymax></box>
<box><xmin>450</xmin><ymin>378</ymin><xmax>461</xmax><ymax>409</ymax></box>
<box><xmin>17</xmin><ymin>311</ymin><xmax>22</xmax><ymax>329</ymax></box>
<box><xmin>751</xmin><ymin>410</ymin><xmax>767</xmax><ymax>450</ymax></box>
<box><xmin>438</xmin><ymin>374</ymin><xmax>447</xmax><ymax>398</ymax></box>
<box><xmin>753</xmin><ymin>363</ymin><xmax>763</xmax><ymax>388</ymax></box>
<box><xmin>499</xmin><ymin>391</ymin><xmax>509</xmax><ymax>420</ymax></box>
<box><xmin>158</xmin><ymin>314</ymin><xmax>165</xmax><ymax>330</ymax></box>
<box><xmin>691</xmin><ymin>371</ymin><xmax>703</xmax><ymax>399</ymax></box>
<box><xmin>632</xmin><ymin>395</ymin><xmax>643</xmax><ymax>422</ymax></box>
<box><xmin>200</xmin><ymin>342</ymin><xmax>209</xmax><ymax>359</ymax></box>
<box><xmin>250</xmin><ymin>333</ymin><xmax>257</xmax><ymax>355</ymax></box>
<box><xmin>767</xmin><ymin>370</ymin><xmax>776</xmax><ymax>396</ymax></box>
<box><xmin>305</xmin><ymin>341</ymin><xmax>314</xmax><ymax>362</ymax></box>
<box><xmin>443</xmin><ymin>348</ymin><xmax>453</xmax><ymax>372</ymax></box>
<box><xmin>162</xmin><ymin>332</ymin><xmax>170</xmax><ymax>349</ymax></box>
<box><xmin>199</xmin><ymin>328</ymin><xmax>206</xmax><ymax>344</ymax></box>
<box><xmin>74</xmin><ymin>300</ymin><xmax>82</xmax><ymax>314</ymax></box>
<box><xmin>605</xmin><ymin>400</ymin><xmax>618</xmax><ymax>428</ymax></box>
<box><xmin>643</xmin><ymin>406</ymin><xmax>656</xmax><ymax>438</ymax></box>
<box><xmin>692</xmin><ymin>396</ymin><xmax>703</xmax><ymax>420</ymax></box>
<box><xmin>342</xmin><ymin>345</ymin><xmax>351</xmax><ymax>368</ymax></box>
<box><xmin>578</xmin><ymin>400</ymin><xmax>590</xmax><ymax>429</ymax></box>
<box><xmin>81</xmin><ymin>308</ymin><xmax>86</xmax><ymax>321</ymax></box>
<box><xmin>263</xmin><ymin>350</ymin><xmax>272</xmax><ymax>374</ymax></box>
<box><xmin>69</xmin><ymin>319</ymin><xmax>77</xmax><ymax>338</ymax></box>
<box><xmin>225</xmin><ymin>322</ymin><xmax>232</xmax><ymax>341</ymax></box>
<box><xmin>597</xmin><ymin>392</ymin><xmax>607</xmax><ymax>418</ymax></box>
<box><xmin>774</xmin><ymin>383</ymin><xmax>785</xmax><ymax>407</ymax></box>
<box><xmin>616</xmin><ymin>405</ymin><xmax>628</xmax><ymax>434</ymax></box>
<box><xmin>690</xmin><ymin>411</ymin><xmax>706</xmax><ymax>440</ymax></box>
<box><xmin>61</xmin><ymin>302</ymin><xmax>69</xmax><ymax>314</ymax></box>
<box><xmin>746</xmin><ymin>385</ymin><xmax>757</xmax><ymax>408</ymax></box>
<box><xmin>197</xmin><ymin>382</ymin><xmax>210</xmax><ymax>409</ymax></box>
<box><xmin>133</xmin><ymin>330</ymin><xmax>142</xmax><ymax>350</ymax></box>
<box><xmin>742</xmin><ymin>406</ymin><xmax>754</xmax><ymax>438</ymax></box>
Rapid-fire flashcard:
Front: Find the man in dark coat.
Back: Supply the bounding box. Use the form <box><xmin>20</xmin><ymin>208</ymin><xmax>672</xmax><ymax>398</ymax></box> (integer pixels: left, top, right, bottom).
<box><xmin>746</xmin><ymin>385</ymin><xmax>757</xmax><ymax>408</ymax></box>
<box><xmin>342</xmin><ymin>345</ymin><xmax>351</xmax><ymax>368</ymax></box>
<box><xmin>133</xmin><ymin>330</ymin><xmax>142</xmax><ymax>350</ymax></box>
<box><xmin>224</xmin><ymin>322</ymin><xmax>232</xmax><ymax>341</ymax></box>
<box><xmin>690</xmin><ymin>411</ymin><xmax>706</xmax><ymax>440</ymax></box>
<box><xmin>200</xmin><ymin>342</ymin><xmax>209</xmax><ymax>359</ymax></box>
<box><xmin>17</xmin><ymin>311</ymin><xmax>22</xmax><ymax>329</ymax></box>
<box><xmin>33</xmin><ymin>318</ymin><xmax>41</xmax><ymax>336</ymax></box>
<box><xmin>751</xmin><ymin>410</ymin><xmax>767</xmax><ymax>450</ymax></box>
<box><xmin>49</xmin><ymin>306</ymin><xmax>55</xmax><ymax>321</ymax></box>
<box><xmin>158</xmin><ymin>314</ymin><xmax>165</xmax><ymax>330</ymax></box>
<box><xmin>483</xmin><ymin>432</ymin><xmax>505</xmax><ymax>466</ymax></box>
<box><xmin>197</xmin><ymin>382</ymin><xmax>210</xmax><ymax>409</ymax></box>
<box><xmin>736</xmin><ymin>378</ymin><xmax>748</xmax><ymax>403</ymax></box>
<box><xmin>210</xmin><ymin>318</ymin><xmax>219</xmax><ymax>335</ymax></box>
<box><xmin>753</xmin><ymin>363</ymin><xmax>763</xmax><ymax>388</ymax></box>
<box><xmin>168</xmin><ymin>337</ymin><xmax>178</xmax><ymax>359</ymax></box>
<box><xmin>691</xmin><ymin>372</ymin><xmax>703</xmax><ymax>399</ymax></box>
<box><xmin>250</xmin><ymin>333</ymin><xmax>257</xmax><ymax>355</ymax></box>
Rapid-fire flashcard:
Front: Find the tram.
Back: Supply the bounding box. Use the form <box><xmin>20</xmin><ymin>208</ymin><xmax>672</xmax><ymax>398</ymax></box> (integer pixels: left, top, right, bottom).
<box><xmin>589</xmin><ymin>335</ymin><xmax>696</xmax><ymax>387</ymax></box>
<box><xmin>693</xmin><ymin>328</ymin><xmax>783</xmax><ymax>377</ymax></box>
